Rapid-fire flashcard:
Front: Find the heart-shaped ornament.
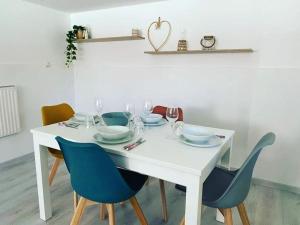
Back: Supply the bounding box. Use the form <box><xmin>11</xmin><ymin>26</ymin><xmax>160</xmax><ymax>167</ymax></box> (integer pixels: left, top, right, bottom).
<box><xmin>147</xmin><ymin>17</ymin><xmax>172</xmax><ymax>52</ymax></box>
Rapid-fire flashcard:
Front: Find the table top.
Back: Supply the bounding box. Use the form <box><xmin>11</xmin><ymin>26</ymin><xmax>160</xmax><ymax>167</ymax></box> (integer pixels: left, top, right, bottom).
<box><xmin>31</xmin><ymin>123</ymin><xmax>234</xmax><ymax>176</ymax></box>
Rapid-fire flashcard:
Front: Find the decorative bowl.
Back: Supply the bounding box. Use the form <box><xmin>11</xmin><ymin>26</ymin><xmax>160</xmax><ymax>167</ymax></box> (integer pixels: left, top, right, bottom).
<box><xmin>182</xmin><ymin>124</ymin><xmax>214</xmax><ymax>142</ymax></box>
<box><xmin>141</xmin><ymin>113</ymin><xmax>163</xmax><ymax>124</ymax></box>
<box><xmin>97</xmin><ymin>126</ymin><xmax>130</xmax><ymax>140</ymax></box>
<box><xmin>102</xmin><ymin>112</ymin><xmax>130</xmax><ymax>126</ymax></box>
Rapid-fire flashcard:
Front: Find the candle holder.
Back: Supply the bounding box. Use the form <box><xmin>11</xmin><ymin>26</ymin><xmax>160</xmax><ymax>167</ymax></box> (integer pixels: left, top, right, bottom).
<box><xmin>177</xmin><ymin>40</ymin><xmax>188</xmax><ymax>51</ymax></box>
<box><xmin>200</xmin><ymin>35</ymin><xmax>216</xmax><ymax>50</ymax></box>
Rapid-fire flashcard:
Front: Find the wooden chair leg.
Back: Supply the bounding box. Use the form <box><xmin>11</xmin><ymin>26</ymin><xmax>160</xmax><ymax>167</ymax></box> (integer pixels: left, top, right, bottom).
<box><xmin>179</xmin><ymin>216</ymin><xmax>185</xmax><ymax>225</ymax></box>
<box><xmin>224</xmin><ymin>208</ymin><xmax>233</xmax><ymax>225</ymax></box>
<box><xmin>237</xmin><ymin>203</ymin><xmax>250</xmax><ymax>225</ymax></box>
<box><xmin>70</xmin><ymin>197</ymin><xmax>87</xmax><ymax>225</ymax></box>
<box><xmin>48</xmin><ymin>158</ymin><xmax>61</xmax><ymax>186</ymax></box>
<box><xmin>99</xmin><ymin>204</ymin><xmax>107</xmax><ymax>220</ymax></box>
<box><xmin>106</xmin><ymin>204</ymin><xmax>116</xmax><ymax>225</ymax></box>
<box><xmin>73</xmin><ymin>192</ymin><xmax>79</xmax><ymax>212</ymax></box>
<box><xmin>129</xmin><ymin>197</ymin><xmax>148</xmax><ymax>225</ymax></box>
<box><xmin>159</xmin><ymin>179</ymin><xmax>168</xmax><ymax>222</ymax></box>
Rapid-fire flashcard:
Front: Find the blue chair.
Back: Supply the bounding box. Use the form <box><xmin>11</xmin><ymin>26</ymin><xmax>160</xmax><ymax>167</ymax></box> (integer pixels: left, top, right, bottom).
<box><xmin>55</xmin><ymin>136</ymin><xmax>149</xmax><ymax>225</ymax></box>
<box><xmin>178</xmin><ymin>132</ymin><xmax>276</xmax><ymax>225</ymax></box>
<box><xmin>102</xmin><ymin>112</ymin><xmax>130</xmax><ymax>126</ymax></box>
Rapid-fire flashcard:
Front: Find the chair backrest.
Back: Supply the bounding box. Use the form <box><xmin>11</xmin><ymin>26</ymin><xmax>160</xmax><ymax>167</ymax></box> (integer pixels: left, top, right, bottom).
<box><xmin>152</xmin><ymin>105</ymin><xmax>184</xmax><ymax>121</ymax></box>
<box><xmin>101</xmin><ymin>112</ymin><xmax>130</xmax><ymax>126</ymax></box>
<box><xmin>41</xmin><ymin>103</ymin><xmax>75</xmax><ymax>125</ymax></box>
<box><xmin>55</xmin><ymin>136</ymin><xmax>135</xmax><ymax>203</ymax></box>
<box><xmin>217</xmin><ymin>132</ymin><xmax>276</xmax><ymax>208</ymax></box>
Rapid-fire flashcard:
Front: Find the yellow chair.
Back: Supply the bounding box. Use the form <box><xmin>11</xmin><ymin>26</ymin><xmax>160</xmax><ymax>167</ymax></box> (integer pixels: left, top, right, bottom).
<box><xmin>41</xmin><ymin>103</ymin><xmax>75</xmax><ymax>186</ymax></box>
<box><xmin>41</xmin><ymin>103</ymin><xmax>100</xmax><ymax>213</ymax></box>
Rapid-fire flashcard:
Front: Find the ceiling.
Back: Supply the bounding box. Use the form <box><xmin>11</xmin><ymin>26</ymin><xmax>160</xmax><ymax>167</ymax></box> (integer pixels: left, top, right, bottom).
<box><xmin>24</xmin><ymin>0</ymin><xmax>166</xmax><ymax>13</ymax></box>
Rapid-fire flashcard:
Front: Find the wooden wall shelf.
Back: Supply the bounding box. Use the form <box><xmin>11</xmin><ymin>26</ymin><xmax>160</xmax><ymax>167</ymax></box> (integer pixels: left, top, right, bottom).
<box><xmin>76</xmin><ymin>35</ymin><xmax>145</xmax><ymax>43</ymax></box>
<box><xmin>144</xmin><ymin>49</ymin><xmax>254</xmax><ymax>55</ymax></box>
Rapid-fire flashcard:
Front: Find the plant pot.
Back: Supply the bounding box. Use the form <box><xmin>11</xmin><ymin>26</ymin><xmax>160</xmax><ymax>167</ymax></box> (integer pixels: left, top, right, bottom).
<box><xmin>76</xmin><ymin>30</ymin><xmax>85</xmax><ymax>39</ymax></box>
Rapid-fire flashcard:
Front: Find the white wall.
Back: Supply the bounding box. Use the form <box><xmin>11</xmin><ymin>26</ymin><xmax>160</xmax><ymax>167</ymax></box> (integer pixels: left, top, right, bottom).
<box><xmin>71</xmin><ymin>0</ymin><xmax>300</xmax><ymax>187</ymax></box>
<box><xmin>0</xmin><ymin>0</ymin><xmax>74</xmax><ymax>163</ymax></box>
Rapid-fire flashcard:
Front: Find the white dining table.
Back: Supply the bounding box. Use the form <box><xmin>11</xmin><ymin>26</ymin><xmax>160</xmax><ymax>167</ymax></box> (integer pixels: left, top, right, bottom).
<box><xmin>31</xmin><ymin>122</ymin><xmax>234</xmax><ymax>225</ymax></box>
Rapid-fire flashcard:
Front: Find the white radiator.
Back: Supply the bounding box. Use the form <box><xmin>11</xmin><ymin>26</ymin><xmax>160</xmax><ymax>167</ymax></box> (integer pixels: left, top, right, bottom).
<box><xmin>0</xmin><ymin>86</ymin><xmax>21</xmax><ymax>138</ymax></box>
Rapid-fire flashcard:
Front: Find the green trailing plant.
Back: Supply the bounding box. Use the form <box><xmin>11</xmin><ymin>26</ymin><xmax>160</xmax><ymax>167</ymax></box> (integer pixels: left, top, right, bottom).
<box><xmin>65</xmin><ymin>25</ymin><xmax>86</xmax><ymax>67</ymax></box>
<box><xmin>65</xmin><ymin>31</ymin><xmax>77</xmax><ymax>67</ymax></box>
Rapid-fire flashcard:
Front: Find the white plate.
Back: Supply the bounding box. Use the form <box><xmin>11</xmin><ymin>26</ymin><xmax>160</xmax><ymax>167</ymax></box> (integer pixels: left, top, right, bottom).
<box><xmin>141</xmin><ymin>113</ymin><xmax>163</xmax><ymax>123</ymax></box>
<box><xmin>93</xmin><ymin>132</ymin><xmax>133</xmax><ymax>145</ymax></box>
<box><xmin>143</xmin><ymin>119</ymin><xmax>167</xmax><ymax>126</ymax></box>
<box><xmin>179</xmin><ymin>135</ymin><xmax>222</xmax><ymax>148</ymax></box>
<box><xmin>97</xmin><ymin>126</ymin><xmax>130</xmax><ymax>140</ymax></box>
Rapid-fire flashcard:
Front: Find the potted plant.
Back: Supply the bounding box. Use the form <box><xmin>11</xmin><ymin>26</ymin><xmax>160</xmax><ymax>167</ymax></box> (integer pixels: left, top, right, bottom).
<box><xmin>65</xmin><ymin>25</ymin><xmax>86</xmax><ymax>67</ymax></box>
<box><xmin>73</xmin><ymin>25</ymin><xmax>86</xmax><ymax>39</ymax></box>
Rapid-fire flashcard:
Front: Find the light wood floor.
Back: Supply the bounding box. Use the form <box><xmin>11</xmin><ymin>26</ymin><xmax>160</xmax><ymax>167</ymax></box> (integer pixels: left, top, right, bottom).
<box><xmin>0</xmin><ymin>153</ymin><xmax>299</xmax><ymax>225</ymax></box>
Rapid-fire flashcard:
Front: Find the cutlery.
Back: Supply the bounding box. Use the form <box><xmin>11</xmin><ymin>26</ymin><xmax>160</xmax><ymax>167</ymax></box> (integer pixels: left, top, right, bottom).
<box><xmin>59</xmin><ymin>122</ymin><xmax>79</xmax><ymax>129</ymax></box>
<box><xmin>123</xmin><ymin>138</ymin><xmax>143</xmax><ymax>150</ymax></box>
<box><xmin>127</xmin><ymin>139</ymin><xmax>146</xmax><ymax>151</ymax></box>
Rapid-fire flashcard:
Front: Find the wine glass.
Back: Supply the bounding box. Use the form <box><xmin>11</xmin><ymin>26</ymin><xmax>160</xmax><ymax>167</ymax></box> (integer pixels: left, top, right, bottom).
<box><xmin>85</xmin><ymin>114</ymin><xmax>95</xmax><ymax>129</ymax></box>
<box><xmin>143</xmin><ymin>100</ymin><xmax>153</xmax><ymax>116</ymax></box>
<box><xmin>166</xmin><ymin>107</ymin><xmax>179</xmax><ymax>133</ymax></box>
<box><xmin>125</xmin><ymin>103</ymin><xmax>135</xmax><ymax>119</ymax></box>
<box><xmin>95</xmin><ymin>97</ymin><xmax>103</xmax><ymax>116</ymax></box>
<box><xmin>134</xmin><ymin>117</ymin><xmax>145</xmax><ymax>139</ymax></box>
<box><xmin>124</xmin><ymin>103</ymin><xmax>136</xmax><ymax>130</ymax></box>
<box><xmin>95</xmin><ymin>97</ymin><xmax>104</xmax><ymax>126</ymax></box>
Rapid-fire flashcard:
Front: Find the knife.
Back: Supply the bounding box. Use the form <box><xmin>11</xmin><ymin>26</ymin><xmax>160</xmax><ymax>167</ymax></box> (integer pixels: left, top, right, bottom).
<box><xmin>123</xmin><ymin>138</ymin><xmax>143</xmax><ymax>150</ymax></box>
<box><xmin>127</xmin><ymin>139</ymin><xmax>146</xmax><ymax>151</ymax></box>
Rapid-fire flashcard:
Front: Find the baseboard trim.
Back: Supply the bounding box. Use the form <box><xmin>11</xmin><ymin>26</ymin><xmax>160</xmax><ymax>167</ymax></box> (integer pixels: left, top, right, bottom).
<box><xmin>0</xmin><ymin>152</ymin><xmax>34</xmax><ymax>169</ymax></box>
<box><xmin>252</xmin><ymin>178</ymin><xmax>300</xmax><ymax>195</ymax></box>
